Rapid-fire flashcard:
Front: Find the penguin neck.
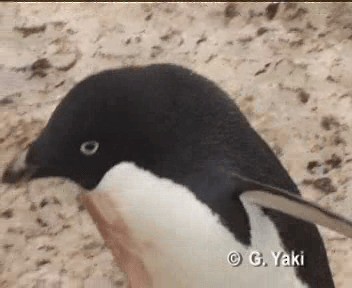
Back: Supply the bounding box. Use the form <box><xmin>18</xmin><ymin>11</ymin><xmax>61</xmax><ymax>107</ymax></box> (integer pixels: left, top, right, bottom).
<box><xmin>132</xmin><ymin>156</ymin><xmax>253</xmax><ymax>246</ymax></box>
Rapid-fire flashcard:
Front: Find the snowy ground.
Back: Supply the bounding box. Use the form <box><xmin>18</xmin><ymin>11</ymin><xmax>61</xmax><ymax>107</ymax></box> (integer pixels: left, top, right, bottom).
<box><xmin>1</xmin><ymin>3</ymin><xmax>352</xmax><ymax>287</ymax></box>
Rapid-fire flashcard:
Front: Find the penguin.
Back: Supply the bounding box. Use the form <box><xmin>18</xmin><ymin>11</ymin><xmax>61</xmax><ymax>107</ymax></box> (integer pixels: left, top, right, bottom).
<box><xmin>2</xmin><ymin>64</ymin><xmax>352</xmax><ymax>288</ymax></box>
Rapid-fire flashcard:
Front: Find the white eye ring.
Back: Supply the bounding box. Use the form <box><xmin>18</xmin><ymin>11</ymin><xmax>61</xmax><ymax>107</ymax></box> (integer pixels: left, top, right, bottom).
<box><xmin>80</xmin><ymin>140</ymin><xmax>99</xmax><ymax>156</ymax></box>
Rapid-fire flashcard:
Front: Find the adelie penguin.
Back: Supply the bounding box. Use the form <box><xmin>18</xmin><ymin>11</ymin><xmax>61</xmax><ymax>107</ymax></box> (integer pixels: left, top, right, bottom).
<box><xmin>2</xmin><ymin>64</ymin><xmax>352</xmax><ymax>288</ymax></box>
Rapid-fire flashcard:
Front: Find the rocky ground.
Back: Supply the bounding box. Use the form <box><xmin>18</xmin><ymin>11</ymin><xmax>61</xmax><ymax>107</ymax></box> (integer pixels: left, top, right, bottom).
<box><xmin>1</xmin><ymin>3</ymin><xmax>352</xmax><ymax>287</ymax></box>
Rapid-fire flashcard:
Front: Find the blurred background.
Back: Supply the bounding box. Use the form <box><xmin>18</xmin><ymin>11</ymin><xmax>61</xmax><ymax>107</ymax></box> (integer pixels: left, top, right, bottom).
<box><xmin>0</xmin><ymin>2</ymin><xmax>352</xmax><ymax>287</ymax></box>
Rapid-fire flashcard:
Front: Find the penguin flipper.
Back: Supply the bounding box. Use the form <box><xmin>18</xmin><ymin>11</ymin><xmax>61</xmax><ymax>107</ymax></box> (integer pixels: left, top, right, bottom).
<box><xmin>232</xmin><ymin>172</ymin><xmax>352</xmax><ymax>239</ymax></box>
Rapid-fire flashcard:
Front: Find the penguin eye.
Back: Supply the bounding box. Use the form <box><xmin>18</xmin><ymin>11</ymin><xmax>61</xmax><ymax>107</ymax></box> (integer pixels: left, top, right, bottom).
<box><xmin>80</xmin><ymin>141</ymin><xmax>99</xmax><ymax>156</ymax></box>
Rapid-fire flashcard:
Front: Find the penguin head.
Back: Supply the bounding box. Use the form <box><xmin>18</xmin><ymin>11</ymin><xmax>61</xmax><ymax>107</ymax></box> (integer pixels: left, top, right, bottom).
<box><xmin>2</xmin><ymin>65</ymin><xmax>179</xmax><ymax>190</ymax></box>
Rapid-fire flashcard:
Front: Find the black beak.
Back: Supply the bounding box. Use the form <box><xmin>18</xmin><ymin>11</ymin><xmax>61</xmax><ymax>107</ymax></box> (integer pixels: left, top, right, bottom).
<box><xmin>2</xmin><ymin>149</ymin><xmax>38</xmax><ymax>184</ymax></box>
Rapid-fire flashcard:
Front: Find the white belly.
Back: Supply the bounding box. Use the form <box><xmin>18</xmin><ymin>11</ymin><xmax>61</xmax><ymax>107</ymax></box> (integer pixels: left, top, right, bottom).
<box><xmin>94</xmin><ymin>162</ymin><xmax>308</xmax><ymax>288</ymax></box>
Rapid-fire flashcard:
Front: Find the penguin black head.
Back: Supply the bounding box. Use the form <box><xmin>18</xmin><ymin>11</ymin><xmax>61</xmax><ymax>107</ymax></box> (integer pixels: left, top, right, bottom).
<box><xmin>2</xmin><ymin>64</ymin><xmax>237</xmax><ymax>190</ymax></box>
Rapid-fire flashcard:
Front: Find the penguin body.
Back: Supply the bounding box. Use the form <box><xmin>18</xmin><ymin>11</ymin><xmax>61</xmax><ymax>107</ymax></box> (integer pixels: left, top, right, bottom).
<box><xmin>4</xmin><ymin>64</ymin><xmax>352</xmax><ymax>287</ymax></box>
<box><xmin>93</xmin><ymin>162</ymin><xmax>307</xmax><ymax>288</ymax></box>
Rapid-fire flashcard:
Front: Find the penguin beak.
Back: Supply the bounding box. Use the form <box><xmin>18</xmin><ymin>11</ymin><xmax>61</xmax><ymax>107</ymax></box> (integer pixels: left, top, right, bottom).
<box><xmin>2</xmin><ymin>148</ymin><xmax>38</xmax><ymax>184</ymax></box>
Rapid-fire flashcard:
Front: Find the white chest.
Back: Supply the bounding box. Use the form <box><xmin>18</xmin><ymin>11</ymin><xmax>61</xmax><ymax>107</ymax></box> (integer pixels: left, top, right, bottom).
<box><xmin>94</xmin><ymin>162</ymin><xmax>308</xmax><ymax>288</ymax></box>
